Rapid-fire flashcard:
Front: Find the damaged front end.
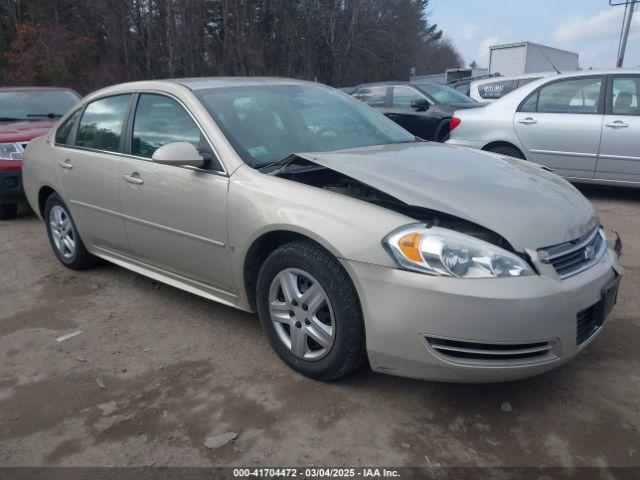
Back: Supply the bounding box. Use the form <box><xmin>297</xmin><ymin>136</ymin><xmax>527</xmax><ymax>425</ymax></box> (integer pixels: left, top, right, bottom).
<box><xmin>268</xmin><ymin>154</ymin><xmax>515</xmax><ymax>253</ymax></box>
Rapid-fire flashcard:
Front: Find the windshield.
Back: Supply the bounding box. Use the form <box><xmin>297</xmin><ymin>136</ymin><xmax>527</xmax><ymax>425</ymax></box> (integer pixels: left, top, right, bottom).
<box><xmin>0</xmin><ymin>90</ymin><xmax>79</xmax><ymax>121</ymax></box>
<box><xmin>195</xmin><ymin>84</ymin><xmax>415</xmax><ymax>167</ymax></box>
<box><xmin>413</xmin><ymin>82</ymin><xmax>476</xmax><ymax>105</ymax></box>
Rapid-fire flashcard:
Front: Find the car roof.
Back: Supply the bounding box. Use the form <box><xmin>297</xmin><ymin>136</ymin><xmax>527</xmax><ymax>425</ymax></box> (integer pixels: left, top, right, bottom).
<box><xmin>355</xmin><ymin>80</ymin><xmax>438</xmax><ymax>88</ymax></box>
<box><xmin>0</xmin><ymin>86</ymin><xmax>78</xmax><ymax>93</ymax></box>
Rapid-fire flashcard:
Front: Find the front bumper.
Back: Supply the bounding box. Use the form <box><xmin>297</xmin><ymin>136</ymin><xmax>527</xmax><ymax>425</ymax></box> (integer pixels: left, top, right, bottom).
<box><xmin>0</xmin><ymin>169</ymin><xmax>24</xmax><ymax>204</ymax></box>
<box><xmin>344</xmin><ymin>248</ymin><xmax>621</xmax><ymax>383</ymax></box>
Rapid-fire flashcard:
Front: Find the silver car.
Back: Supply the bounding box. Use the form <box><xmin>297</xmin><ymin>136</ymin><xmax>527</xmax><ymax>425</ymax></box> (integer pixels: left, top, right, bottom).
<box><xmin>22</xmin><ymin>78</ymin><xmax>622</xmax><ymax>383</ymax></box>
<box><xmin>447</xmin><ymin>70</ymin><xmax>640</xmax><ymax>186</ymax></box>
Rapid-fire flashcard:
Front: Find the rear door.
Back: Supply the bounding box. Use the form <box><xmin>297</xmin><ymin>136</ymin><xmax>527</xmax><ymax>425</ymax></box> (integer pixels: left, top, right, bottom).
<box><xmin>596</xmin><ymin>75</ymin><xmax>640</xmax><ymax>183</ymax></box>
<box><xmin>56</xmin><ymin>94</ymin><xmax>132</xmax><ymax>253</ymax></box>
<box><xmin>513</xmin><ymin>76</ymin><xmax>605</xmax><ymax>178</ymax></box>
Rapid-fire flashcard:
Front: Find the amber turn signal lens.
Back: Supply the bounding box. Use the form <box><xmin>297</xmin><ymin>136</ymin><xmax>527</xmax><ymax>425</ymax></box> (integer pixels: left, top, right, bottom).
<box><xmin>398</xmin><ymin>232</ymin><xmax>424</xmax><ymax>263</ymax></box>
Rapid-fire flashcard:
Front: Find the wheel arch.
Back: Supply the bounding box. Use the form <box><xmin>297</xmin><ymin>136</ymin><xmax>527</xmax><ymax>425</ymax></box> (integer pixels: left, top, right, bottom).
<box><xmin>481</xmin><ymin>141</ymin><xmax>526</xmax><ymax>159</ymax></box>
<box><xmin>242</xmin><ymin>229</ymin><xmax>359</xmax><ymax>313</ymax></box>
<box><xmin>37</xmin><ymin>185</ymin><xmax>58</xmax><ymax>218</ymax></box>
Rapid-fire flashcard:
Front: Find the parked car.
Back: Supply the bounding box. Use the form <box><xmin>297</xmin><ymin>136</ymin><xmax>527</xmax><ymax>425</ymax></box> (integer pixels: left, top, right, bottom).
<box><xmin>448</xmin><ymin>73</ymin><xmax>501</xmax><ymax>97</ymax></box>
<box><xmin>447</xmin><ymin>71</ymin><xmax>640</xmax><ymax>186</ymax></box>
<box><xmin>351</xmin><ymin>81</ymin><xmax>483</xmax><ymax>142</ymax></box>
<box><xmin>0</xmin><ymin>87</ymin><xmax>80</xmax><ymax>219</ymax></box>
<box><xmin>23</xmin><ymin>78</ymin><xmax>621</xmax><ymax>383</ymax></box>
<box><xmin>468</xmin><ymin>72</ymin><xmax>553</xmax><ymax>102</ymax></box>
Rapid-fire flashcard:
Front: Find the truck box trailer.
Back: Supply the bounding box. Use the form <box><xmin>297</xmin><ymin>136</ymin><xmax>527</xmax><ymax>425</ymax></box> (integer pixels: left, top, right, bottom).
<box><xmin>489</xmin><ymin>42</ymin><xmax>578</xmax><ymax>76</ymax></box>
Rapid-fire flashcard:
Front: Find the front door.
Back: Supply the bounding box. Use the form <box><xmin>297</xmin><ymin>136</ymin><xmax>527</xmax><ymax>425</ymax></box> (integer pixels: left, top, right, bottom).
<box><xmin>596</xmin><ymin>75</ymin><xmax>640</xmax><ymax>183</ymax></box>
<box><xmin>514</xmin><ymin>76</ymin><xmax>605</xmax><ymax>178</ymax></box>
<box><xmin>119</xmin><ymin>93</ymin><xmax>232</xmax><ymax>290</ymax></box>
<box><xmin>56</xmin><ymin>94</ymin><xmax>132</xmax><ymax>253</ymax></box>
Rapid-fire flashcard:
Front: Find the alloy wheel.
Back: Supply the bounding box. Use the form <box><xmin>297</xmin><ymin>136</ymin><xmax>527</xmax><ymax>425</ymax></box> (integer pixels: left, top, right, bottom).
<box><xmin>268</xmin><ymin>268</ymin><xmax>335</xmax><ymax>361</ymax></box>
<box><xmin>49</xmin><ymin>205</ymin><xmax>76</xmax><ymax>259</ymax></box>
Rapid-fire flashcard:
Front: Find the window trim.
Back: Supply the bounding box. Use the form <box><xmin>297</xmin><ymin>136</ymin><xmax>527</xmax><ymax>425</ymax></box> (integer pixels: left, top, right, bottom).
<box><xmin>52</xmin><ymin>90</ymin><xmax>228</xmax><ymax>177</ymax></box>
<box><xmin>606</xmin><ymin>74</ymin><xmax>640</xmax><ymax>117</ymax></box>
<box><xmin>53</xmin><ymin>107</ymin><xmax>83</xmax><ymax>147</ymax></box>
<box><xmin>123</xmin><ymin>91</ymin><xmax>226</xmax><ymax>175</ymax></box>
<box><xmin>517</xmin><ymin>75</ymin><xmax>606</xmax><ymax>115</ymax></box>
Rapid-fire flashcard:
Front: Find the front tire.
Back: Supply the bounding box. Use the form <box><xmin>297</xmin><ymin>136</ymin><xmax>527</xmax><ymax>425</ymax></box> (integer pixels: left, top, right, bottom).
<box><xmin>256</xmin><ymin>240</ymin><xmax>366</xmax><ymax>381</ymax></box>
<box><xmin>44</xmin><ymin>193</ymin><xmax>95</xmax><ymax>270</ymax></box>
<box><xmin>0</xmin><ymin>203</ymin><xmax>18</xmax><ymax>220</ymax></box>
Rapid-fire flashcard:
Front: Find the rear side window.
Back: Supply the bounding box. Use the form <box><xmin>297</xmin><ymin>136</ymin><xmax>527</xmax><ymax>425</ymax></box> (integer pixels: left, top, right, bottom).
<box><xmin>76</xmin><ymin>94</ymin><xmax>132</xmax><ymax>152</ymax></box>
<box><xmin>132</xmin><ymin>94</ymin><xmax>201</xmax><ymax>158</ymax></box>
<box><xmin>392</xmin><ymin>86</ymin><xmax>425</xmax><ymax>108</ymax></box>
<box><xmin>354</xmin><ymin>86</ymin><xmax>387</xmax><ymax>106</ymax></box>
<box><xmin>536</xmin><ymin>78</ymin><xmax>602</xmax><ymax>114</ymax></box>
<box><xmin>611</xmin><ymin>77</ymin><xmax>640</xmax><ymax>116</ymax></box>
<box><xmin>54</xmin><ymin>109</ymin><xmax>81</xmax><ymax>145</ymax></box>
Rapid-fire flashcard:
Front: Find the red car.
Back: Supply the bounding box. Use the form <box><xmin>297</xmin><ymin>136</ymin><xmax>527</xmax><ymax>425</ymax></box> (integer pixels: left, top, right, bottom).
<box><xmin>0</xmin><ymin>87</ymin><xmax>80</xmax><ymax>219</ymax></box>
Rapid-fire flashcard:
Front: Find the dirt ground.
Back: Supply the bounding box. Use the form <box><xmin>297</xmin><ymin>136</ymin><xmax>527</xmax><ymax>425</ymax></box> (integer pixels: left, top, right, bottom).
<box><xmin>0</xmin><ymin>184</ymin><xmax>639</xmax><ymax>468</ymax></box>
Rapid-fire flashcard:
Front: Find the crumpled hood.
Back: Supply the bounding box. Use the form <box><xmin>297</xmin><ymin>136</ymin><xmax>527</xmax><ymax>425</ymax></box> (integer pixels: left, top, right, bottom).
<box><xmin>0</xmin><ymin>120</ymin><xmax>55</xmax><ymax>143</ymax></box>
<box><xmin>296</xmin><ymin>142</ymin><xmax>599</xmax><ymax>251</ymax></box>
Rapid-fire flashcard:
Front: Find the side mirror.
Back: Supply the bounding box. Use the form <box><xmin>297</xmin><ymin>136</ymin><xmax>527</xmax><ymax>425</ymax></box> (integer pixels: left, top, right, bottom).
<box><xmin>410</xmin><ymin>99</ymin><xmax>430</xmax><ymax>112</ymax></box>
<box><xmin>151</xmin><ymin>142</ymin><xmax>204</xmax><ymax>167</ymax></box>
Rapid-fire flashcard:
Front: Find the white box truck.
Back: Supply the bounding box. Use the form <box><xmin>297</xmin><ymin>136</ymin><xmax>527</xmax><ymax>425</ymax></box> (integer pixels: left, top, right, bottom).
<box><xmin>489</xmin><ymin>42</ymin><xmax>578</xmax><ymax>76</ymax></box>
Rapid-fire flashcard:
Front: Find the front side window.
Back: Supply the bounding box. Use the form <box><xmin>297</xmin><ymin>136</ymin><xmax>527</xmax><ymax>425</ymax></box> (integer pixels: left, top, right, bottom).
<box><xmin>55</xmin><ymin>109</ymin><xmax>81</xmax><ymax>145</ymax></box>
<box><xmin>0</xmin><ymin>90</ymin><xmax>79</xmax><ymax>121</ymax></box>
<box><xmin>392</xmin><ymin>86</ymin><xmax>425</xmax><ymax>108</ymax></box>
<box><xmin>354</xmin><ymin>86</ymin><xmax>387</xmax><ymax>106</ymax></box>
<box><xmin>76</xmin><ymin>94</ymin><xmax>132</xmax><ymax>152</ymax></box>
<box><xmin>536</xmin><ymin>77</ymin><xmax>603</xmax><ymax>114</ymax></box>
<box><xmin>612</xmin><ymin>77</ymin><xmax>640</xmax><ymax>116</ymax></box>
<box><xmin>132</xmin><ymin>94</ymin><xmax>202</xmax><ymax>158</ymax></box>
<box><xmin>413</xmin><ymin>82</ymin><xmax>476</xmax><ymax>104</ymax></box>
<box><xmin>196</xmin><ymin>84</ymin><xmax>414</xmax><ymax>168</ymax></box>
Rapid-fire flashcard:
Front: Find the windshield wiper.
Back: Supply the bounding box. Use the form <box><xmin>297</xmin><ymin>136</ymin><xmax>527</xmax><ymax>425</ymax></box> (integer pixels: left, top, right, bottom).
<box><xmin>27</xmin><ymin>113</ymin><xmax>63</xmax><ymax>118</ymax></box>
<box><xmin>0</xmin><ymin>117</ymin><xmax>24</xmax><ymax>121</ymax></box>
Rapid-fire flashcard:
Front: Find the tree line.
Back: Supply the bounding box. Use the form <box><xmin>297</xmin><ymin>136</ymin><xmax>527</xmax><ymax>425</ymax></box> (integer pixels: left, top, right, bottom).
<box><xmin>0</xmin><ymin>0</ymin><xmax>463</xmax><ymax>94</ymax></box>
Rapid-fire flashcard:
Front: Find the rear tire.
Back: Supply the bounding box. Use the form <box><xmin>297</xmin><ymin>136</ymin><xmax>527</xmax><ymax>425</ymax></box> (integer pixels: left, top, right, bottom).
<box><xmin>0</xmin><ymin>203</ymin><xmax>18</xmax><ymax>220</ymax></box>
<box><xmin>44</xmin><ymin>193</ymin><xmax>96</xmax><ymax>270</ymax></box>
<box><xmin>256</xmin><ymin>240</ymin><xmax>366</xmax><ymax>381</ymax></box>
<box><xmin>487</xmin><ymin>145</ymin><xmax>525</xmax><ymax>159</ymax></box>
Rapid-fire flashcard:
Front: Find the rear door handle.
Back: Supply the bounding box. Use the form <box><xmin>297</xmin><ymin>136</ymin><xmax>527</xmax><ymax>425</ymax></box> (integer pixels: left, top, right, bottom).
<box><xmin>605</xmin><ymin>120</ymin><xmax>629</xmax><ymax>129</ymax></box>
<box><xmin>518</xmin><ymin>117</ymin><xmax>537</xmax><ymax>125</ymax></box>
<box><xmin>58</xmin><ymin>159</ymin><xmax>73</xmax><ymax>169</ymax></box>
<box><xmin>123</xmin><ymin>173</ymin><xmax>144</xmax><ymax>185</ymax></box>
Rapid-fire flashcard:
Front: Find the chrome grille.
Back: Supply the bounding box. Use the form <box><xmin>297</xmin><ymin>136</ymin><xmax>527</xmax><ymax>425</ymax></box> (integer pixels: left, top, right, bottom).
<box><xmin>426</xmin><ymin>337</ymin><xmax>558</xmax><ymax>366</ymax></box>
<box><xmin>540</xmin><ymin>227</ymin><xmax>606</xmax><ymax>279</ymax></box>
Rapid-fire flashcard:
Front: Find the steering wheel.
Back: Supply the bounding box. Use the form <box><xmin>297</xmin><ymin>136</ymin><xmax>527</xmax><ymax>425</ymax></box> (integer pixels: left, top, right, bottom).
<box><xmin>315</xmin><ymin>126</ymin><xmax>341</xmax><ymax>139</ymax></box>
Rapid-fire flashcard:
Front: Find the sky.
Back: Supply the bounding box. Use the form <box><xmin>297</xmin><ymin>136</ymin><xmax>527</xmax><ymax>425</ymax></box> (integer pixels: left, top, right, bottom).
<box><xmin>429</xmin><ymin>0</ymin><xmax>640</xmax><ymax>70</ymax></box>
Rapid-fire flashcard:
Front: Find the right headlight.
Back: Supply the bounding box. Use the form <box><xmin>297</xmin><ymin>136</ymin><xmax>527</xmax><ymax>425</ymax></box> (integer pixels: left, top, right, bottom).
<box><xmin>383</xmin><ymin>225</ymin><xmax>535</xmax><ymax>278</ymax></box>
<box><xmin>0</xmin><ymin>142</ymin><xmax>23</xmax><ymax>161</ymax></box>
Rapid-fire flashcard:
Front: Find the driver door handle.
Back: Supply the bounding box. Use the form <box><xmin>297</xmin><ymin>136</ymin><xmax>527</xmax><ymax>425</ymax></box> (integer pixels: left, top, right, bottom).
<box><xmin>605</xmin><ymin>120</ymin><xmax>629</xmax><ymax>129</ymax></box>
<box><xmin>123</xmin><ymin>173</ymin><xmax>144</xmax><ymax>185</ymax></box>
<box><xmin>518</xmin><ymin>117</ymin><xmax>537</xmax><ymax>125</ymax></box>
<box><xmin>58</xmin><ymin>159</ymin><xmax>73</xmax><ymax>169</ymax></box>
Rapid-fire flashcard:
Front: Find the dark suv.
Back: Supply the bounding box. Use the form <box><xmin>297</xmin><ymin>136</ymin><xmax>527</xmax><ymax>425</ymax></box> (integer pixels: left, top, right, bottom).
<box><xmin>0</xmin><ymin>87</ymin><xmax>79</xmax><ymax>219</ymax></box>
<box><xmin>351</xmin><ymin>81</ymin><xmax>482</xmax><ymax>142</ymax></box>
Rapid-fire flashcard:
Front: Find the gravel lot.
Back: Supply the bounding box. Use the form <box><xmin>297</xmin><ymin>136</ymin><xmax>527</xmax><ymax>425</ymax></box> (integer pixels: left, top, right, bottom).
<box><xmin>0</xmin><ymin>184</ymin><xmax>639</xmax><ymax>468</ymax></box>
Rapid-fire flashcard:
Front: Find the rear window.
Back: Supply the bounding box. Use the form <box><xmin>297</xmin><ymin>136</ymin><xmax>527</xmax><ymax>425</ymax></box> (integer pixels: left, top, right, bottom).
<box><xmin>478</xmin><ymin>80</ymin><xmax>518</xmax><ymax>99</ymax></box>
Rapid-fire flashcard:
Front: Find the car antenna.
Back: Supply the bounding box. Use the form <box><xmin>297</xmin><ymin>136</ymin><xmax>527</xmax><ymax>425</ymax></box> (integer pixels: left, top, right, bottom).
<box><xmin>534</xmin><ymin>44</ymin><xmax>561</xmax><ymax>74</ymax></box>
